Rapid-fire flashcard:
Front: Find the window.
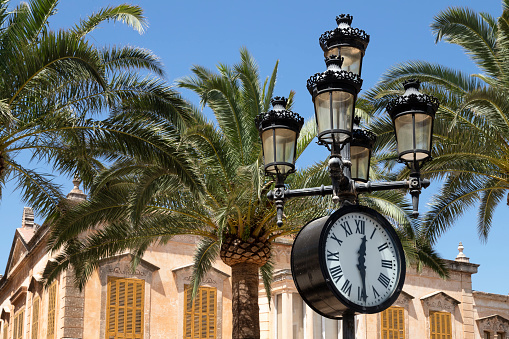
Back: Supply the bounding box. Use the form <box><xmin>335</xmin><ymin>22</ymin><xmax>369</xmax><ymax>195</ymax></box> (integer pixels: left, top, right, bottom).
<box><xmin>498</xmin><ymin>332</ymin><xmax>505</xmax><ymax>339</ymax></box>
<box><xmin>47</xmin><ymin>282</ymin><xmax>56</xmax><ymax>339</ymax></box>
<box><xmin>381</xmin><ymin>306</ymin><xmax>405</xmax><ymax>339</ymax></box>
<box><xmin>32</xmin><ymin>297</ymin><xmax>40</xmax><ymax>339</ymax></box>
<box><xmin>183</xmin><ymin>285</ymin><xmax>216</xmax><ymax>339</ymax></box>
<box><xmin>12</xmin><ymin>308</ymin><xmax>24</xmax><ymax>339</ymax></box>
<box><xmin>106</xmin><ymin>277</ymin><xmax>144</xmax><ymax>339</ymax></box>
<box><xmin>429</xmin><ymin>311</ymin><xmax>451</xmax><ymax>339</ymax></box>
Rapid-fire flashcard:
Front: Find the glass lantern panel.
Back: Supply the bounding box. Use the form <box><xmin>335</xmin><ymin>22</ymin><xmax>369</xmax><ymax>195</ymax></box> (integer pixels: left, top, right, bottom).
<box><xmin>350</xmin><ymin>145</ymin><xmax>370</xmax><ymax>182</ymax></box>
<box><xmin>395</xmin><ymin>113</ymin><xmax>432</xmax><ymax>161</ymax></box>
<box><xmin>261</xmin><ymin>128</ymin><xmax>296</xmax><ymax>174</ymax></box>
<box><xmin>314</xmin><ymin>91</ymin><xmax>354</xmax><ymax>143</ymax></box>
<box><xmin>325</xmin><ymin>46</ymin><xmax>363</xmax><ymax>75</ymax></box>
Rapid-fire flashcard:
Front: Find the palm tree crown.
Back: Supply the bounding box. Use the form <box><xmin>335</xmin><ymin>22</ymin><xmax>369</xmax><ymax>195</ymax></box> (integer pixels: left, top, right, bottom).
<box><xmin>0</xmin><ymin>0</ymin><xmax>196</xmax><ymax>217</ymax></box>
<box><xmin>364</xmin><ymin>0</ymin><xmax>509</xmax><ymax>242</ymax></box>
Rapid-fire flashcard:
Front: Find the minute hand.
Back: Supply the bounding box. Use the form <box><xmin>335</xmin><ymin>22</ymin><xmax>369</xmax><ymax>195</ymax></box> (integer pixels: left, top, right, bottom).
<box><xmin>357</xmin><ymin>235</ymin><xmax>368</xmax><ymax>302</ymax></box>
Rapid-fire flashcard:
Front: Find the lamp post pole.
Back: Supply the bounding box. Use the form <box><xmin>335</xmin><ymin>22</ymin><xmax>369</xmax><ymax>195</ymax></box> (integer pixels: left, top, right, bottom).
<box><xmin>255</xmin><ymin>14</ymin><xmax>439</xmax><ymax>338</ymax></box>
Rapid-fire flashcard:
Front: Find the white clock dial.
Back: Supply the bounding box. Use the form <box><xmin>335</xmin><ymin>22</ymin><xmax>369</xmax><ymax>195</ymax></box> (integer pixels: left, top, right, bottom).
<box><xmin>324</xmin><ymin>211</ymin><xmax>401</xmax><ymax>308</ymax></box>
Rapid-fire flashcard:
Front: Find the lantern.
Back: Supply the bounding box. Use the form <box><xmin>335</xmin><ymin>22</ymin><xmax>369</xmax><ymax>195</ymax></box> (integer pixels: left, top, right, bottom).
<box><xmin>386</xmin><ymin>80</ymin><xmax>439</xmax><ymax>164</ymax></box>
<box><xmin>255</xmin><ymin>97</ymin><xmax>304</xmax><ymax>177</ymax></box>
<box><xmin>307</xmin><ymin>55</ymin><xmax>362</xmax><ymax>146</ymax></box>
<box><xmin>319</xmin><ymin>14</ymin><xmax>370</xmax><ymax>76</ymax></box>
<box><xmin>350</xmin><ymin>128</ymin><xmax>376</xmax><ymax>182</ymax></box>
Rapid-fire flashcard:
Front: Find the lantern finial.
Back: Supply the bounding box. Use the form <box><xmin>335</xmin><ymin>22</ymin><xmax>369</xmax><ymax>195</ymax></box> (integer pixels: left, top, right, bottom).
<box><xmin>336</xmin><ymin>14</ymin><xmax>353</xmax><ymax>26</ymax></box>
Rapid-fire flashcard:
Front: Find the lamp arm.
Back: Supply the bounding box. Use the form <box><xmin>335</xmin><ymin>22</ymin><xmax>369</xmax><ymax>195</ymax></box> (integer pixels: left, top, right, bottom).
<box><xmin>267</xmin><ymin>178</ymin><xmax>430</xmax><ymax>220</ymax></box>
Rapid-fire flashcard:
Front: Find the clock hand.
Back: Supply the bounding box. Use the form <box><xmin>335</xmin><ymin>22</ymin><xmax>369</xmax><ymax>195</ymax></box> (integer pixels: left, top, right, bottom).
<box><xmin>357</xmin><ymin>235</ymin><xmax>368</xmax><ymax>302</ymax></box>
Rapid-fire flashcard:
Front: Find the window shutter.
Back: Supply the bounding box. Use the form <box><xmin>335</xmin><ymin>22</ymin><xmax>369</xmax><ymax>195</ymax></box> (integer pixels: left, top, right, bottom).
<box><xmin>381</xmin><ymin>307</ymin><xmax>405</xmax><ymax>339</ymax></box>
<box><xmin>183</xmin><ymin>285</ymin><xmax>217</xmax><ymax>339</ymax></box>
<box><xmin>106</xmin><ymin>277</ymin><xmax>144</xmax><ymax>339</ymax></box>
<box><xmin>429</xmin><ymin>311</ymin><xmax>451</xmax><ymax>339</ymax></box>
<box><xmin>17</xmin><ymin>310</ymin><xmax>24</xmax><ymax>339</ymax></box>
<box><xmin>32</xmin><ymin>298</ymin><xmax>39</xmax><ymax>339</ymax></box>
<box><xmin>47</xmin><ymin>282</ymin><xmax>57</xmax><ymax>339</ymax></box>
<box><xmin>13</xmin><ymin>315</ymin><xmax>17</xmax><ymax>339</ymax></box>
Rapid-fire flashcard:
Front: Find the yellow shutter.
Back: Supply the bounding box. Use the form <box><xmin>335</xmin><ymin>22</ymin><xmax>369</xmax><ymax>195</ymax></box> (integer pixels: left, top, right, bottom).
<box><xmin>183</xmin><ymin>285</ymin><xmax>217</xmax><ymax>339</ymax></box>
<box><xmin>381</xmin><ymin>307</ymin><xmax>405</xmax><ymax>339</ymax></box>
<box><xmin>47</xmin><ymin>282</ymin><xmax>57</xmax><ymax>339</ymax></box>
<box><xmin>12</xmin><ymin>309</ymin><xmax>24</xmax><ymax>339</ymax></box>
<box><xmin>17</xmin><ymin>310</ymin><xmax>24</xmax><ymax>339</ymax></box>
<box><xmin>106</xmin><ymin>277</ymin><xmax>144</xmax><ymax>339</ymax></box>
<box><xmin>32</xmin><ymin>297</ymin><xmax>40</xmax><ymax>339</ymax></box>
<box><xmin>429</xmin><ymin>311</ymin><xmax>451</xmax><ymax>339</ymax></box>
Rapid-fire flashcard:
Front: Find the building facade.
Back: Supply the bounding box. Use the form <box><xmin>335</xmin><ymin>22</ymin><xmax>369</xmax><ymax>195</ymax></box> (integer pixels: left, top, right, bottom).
<box><xmin>0</xmin><ymin>184</ymin><xmax>508</xmax><ymax>339</ymax></box>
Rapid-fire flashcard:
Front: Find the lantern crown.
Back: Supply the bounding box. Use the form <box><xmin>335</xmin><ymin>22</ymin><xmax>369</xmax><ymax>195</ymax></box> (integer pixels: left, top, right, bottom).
<box><xmin>255</xmin><ymin>97</ymin><xmax>304</xmax><ymax>132</ymax></box>
<box><xmin>319</xmin><ymin>14</ymin><xmax>370</xmax><ymax>53</ymax></box>
<box><xmin>306</xmin><ymin>68</ymin><xmax>363</xmax><ymax>96</ymax></box>
<box><xmin>351</xmin><ymin>128</ymin><xmax>377</xmax><ymax>149</ymax></box>
<box><xmin>386</xmin><ymin>79</ymin><xmax>439</xmax><ymax>119</ymax></box>
<box><xmin>336</xmin><ymin>14</ymin><xmax>353</xmax><ymax>26</ymax></box>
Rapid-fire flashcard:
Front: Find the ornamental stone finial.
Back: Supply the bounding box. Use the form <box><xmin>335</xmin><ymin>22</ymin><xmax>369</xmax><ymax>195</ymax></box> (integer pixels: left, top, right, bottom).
<box><xmin>67</xmin><ymin>173</ymin><xmax>87</xmax><ymax>201</ymax></box>
<box><xmin>455</xmin><ymin>241</ymin><xmax>470</xmax><ymax>263</ymax></box>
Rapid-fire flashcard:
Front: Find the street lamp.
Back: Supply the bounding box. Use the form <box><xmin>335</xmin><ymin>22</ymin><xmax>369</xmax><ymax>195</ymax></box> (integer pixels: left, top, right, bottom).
<box><xmin>256</xmin><ymin>14</ymin><xmax>438</xmax><ymax>225</ymax></box>
<box><xmin>255</xmin><ymin>15</ymin><xmax>439</xmax><ymax>335</ymax></box>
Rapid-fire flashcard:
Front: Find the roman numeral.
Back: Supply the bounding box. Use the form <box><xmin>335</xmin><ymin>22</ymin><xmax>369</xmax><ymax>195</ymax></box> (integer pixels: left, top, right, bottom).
<box><xmin>381</xmin><ymin>260</ymin><xmax>393</xmax><ymax>269</ymax></box>
<box><xmin>370</xmin><ymin>228</ymin><xmax>376</xmax><ymax>239</ymax></box>
<box><xmin>378</xmin><ymin>273</ymin><xmax>391</xmax><ymax>289</ymax></box>
<box><xmin>327</xmin><ymin>250</ymin><xmax>340</xmax><ymax>261</ymax></box>
<box><xmin>330</xmin><ymin>265</ymin><xmax>343</xmax><ymax>283</ymax></box>
<box><xmin>330</xmin><ymin>233</ymin><xmax>343</xmax><ymax>246</ymax></box>
<box><xmin>358</xmin><ymin>286</ymin><xmax>367</xmax><ymax>302</ymax></box>
<box><xmin>378</xmin><ymin>242</ymin><xmax>389</xmax><ymax>251</ymax></box>
<box><xmin>355</xmin><ymin>220</ymin><xmax>365</xmax><ymax>234</ymax></box>
<box><xmin>340</xmin><ymin>221</ymin><xmax>352</xmax><ymax>237</ymax></box>
<box><xmin>341</xmin><ymin>279</ymin><xmax>352</xmax><ymax>297</ymax></box>
<box><xmin>372</xmin><ymin>286</ymin><xmax>380</xmax><ymax>299</ymax></box>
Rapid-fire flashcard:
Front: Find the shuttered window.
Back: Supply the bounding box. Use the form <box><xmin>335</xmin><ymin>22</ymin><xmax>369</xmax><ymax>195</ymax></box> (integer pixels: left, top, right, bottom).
<box><xmin>32</xmin><ymin>297</ymin><xmax>40</xmax><ymax>339</ymax></box>
<box><xmin>381</xmin><ymin>306</ymin><xmax>405</xmax><ymax>339</ymax></box>
<box><xmin>430</xmin><ymin>311</ymin><xmax>452</xmax><ymax>339</ymax></box>
<box><xmin>183</xmin><ymin>285</ymin><xmax>217</xmax><ymax>339</ymax></box>
<box><xmin>47</xmin><ymin>282</ymin><xmax>57</xmax><ymax>339</ymax></box>
<box><xmin>106</xmin><ymin>277</ymin><xmax>144</xmax><ymax>339</ymax></box>
<box><xmin>13</xmin><ymin>309</ymin><xmax>24</xmax><ymax>339</ymax></box>
<box><xmin>2</xmin><ymin>321</ymin><xmax>7</xmax><ymax>339</ymax></box>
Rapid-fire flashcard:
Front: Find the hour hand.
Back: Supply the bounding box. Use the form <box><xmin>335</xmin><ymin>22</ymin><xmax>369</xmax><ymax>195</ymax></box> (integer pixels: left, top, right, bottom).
<box><xmin>357</xmin><ymin>236</ymin><xmax>367</xmax><ymax>302</ymax></box>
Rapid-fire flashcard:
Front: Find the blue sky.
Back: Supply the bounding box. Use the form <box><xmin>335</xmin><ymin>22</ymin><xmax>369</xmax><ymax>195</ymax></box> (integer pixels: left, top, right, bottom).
<box><xmin>1</xmin><ymin>0</ymin><xmax>506</xmax><ymax>294</ymax></box>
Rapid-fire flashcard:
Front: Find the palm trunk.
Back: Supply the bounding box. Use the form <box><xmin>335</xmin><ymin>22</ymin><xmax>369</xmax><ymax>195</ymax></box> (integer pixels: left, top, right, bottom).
<box><xmin>231</xmin><ymin>262</ymin><xmax>260</xmax><ymax>339</ymax></box>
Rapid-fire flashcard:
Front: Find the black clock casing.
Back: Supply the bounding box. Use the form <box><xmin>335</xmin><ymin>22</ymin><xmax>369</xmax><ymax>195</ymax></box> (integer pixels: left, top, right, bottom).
<box><xmin>291</xmin><ymin>205</ymin><xmax>406</xmax><ymax>318</ymax></box>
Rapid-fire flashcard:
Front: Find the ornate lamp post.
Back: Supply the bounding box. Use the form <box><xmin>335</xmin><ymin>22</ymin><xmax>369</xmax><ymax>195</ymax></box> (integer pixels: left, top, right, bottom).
<box><xmin>255</xmin><ymin>14</ymin><xmax>438</xmax><ymax>339</ymax></box>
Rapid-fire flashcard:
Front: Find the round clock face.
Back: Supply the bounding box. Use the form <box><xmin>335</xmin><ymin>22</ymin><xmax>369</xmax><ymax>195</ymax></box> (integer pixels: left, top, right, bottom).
<box><xmin>321</xmin><ymin>207</ymin><xmax>404</xmax><ymax>311</ymax></box>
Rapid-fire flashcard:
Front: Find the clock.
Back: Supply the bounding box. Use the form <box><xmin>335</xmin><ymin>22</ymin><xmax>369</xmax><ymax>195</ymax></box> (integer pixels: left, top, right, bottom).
<box><xmin>291</xmin><ymin>205</ymin><xmax>406</xmax><ymax>318</ymax></box>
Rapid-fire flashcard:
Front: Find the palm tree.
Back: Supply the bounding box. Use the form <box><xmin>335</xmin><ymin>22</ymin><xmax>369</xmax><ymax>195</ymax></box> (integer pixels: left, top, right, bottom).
<box><xmin>364</xmin><ymin>0</ymin><xmax>509</xmax><ymax>243</ymax></box>
<box><xmin>0</xmin><ymin>0</ymin><xmax>198</xmax><ymax>217</ymax></box>
<box><xmin>42</xmin><ymin>49</ymin><xmax>447</xmax><ymax>339</ymax></box>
